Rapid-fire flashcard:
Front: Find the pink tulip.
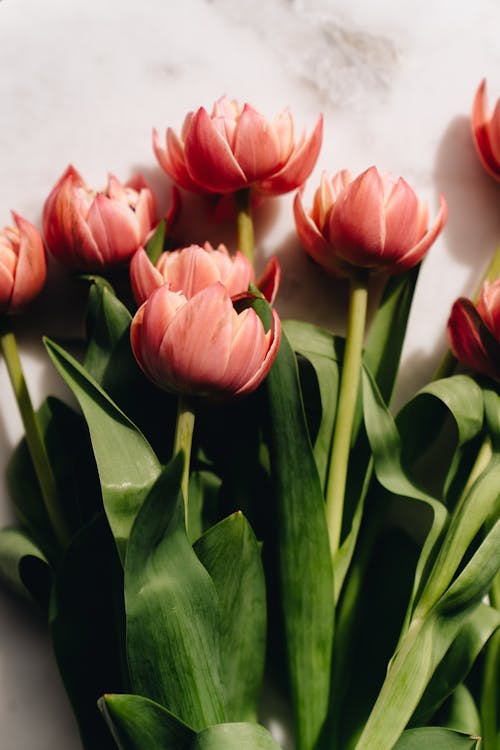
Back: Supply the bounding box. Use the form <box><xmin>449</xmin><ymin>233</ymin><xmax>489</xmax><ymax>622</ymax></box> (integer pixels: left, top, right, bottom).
<box><xmin>0</xmin><ymin>212</ymin><xmax>46</xmax><ymax>315</ymax></box>
<box><xmin>130</xmin><ymin>241</ymin><xmax>281</xmax><ymax>306</ymax></box>
<box><xmin>294</xmin><ymin>168</ymin><xmax>447</xmax><ymax>277</ymax></box>
<box><xmin>472</xmin><ymin>78</ymin><xmax>500</xmax><ymax>180</ymax></box>
<box><xmin>153</xmin><ymin>95</ymin><xmax>323</xmax><ymax>195</ymax></box>
<box><xmin>447</xmin><ymin>278</ymin><xmax>500</xmax><ymax>381</ymax></box>
<box><xmin>130</xmin><ymin>281</ymin><xmax>281</xmax><ymax>398</ymax></box>
<box><xmin>43</xmin><ymin>165</ymin><xmax>156</xmax><ymax>271</ymax></box>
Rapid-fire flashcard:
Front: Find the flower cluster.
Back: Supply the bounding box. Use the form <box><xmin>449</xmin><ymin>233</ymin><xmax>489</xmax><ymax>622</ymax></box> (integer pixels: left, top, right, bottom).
<box><xmin>1</xmin><ymin>86</ymin><xmax>499</xmax><ymax>750</ymax></box>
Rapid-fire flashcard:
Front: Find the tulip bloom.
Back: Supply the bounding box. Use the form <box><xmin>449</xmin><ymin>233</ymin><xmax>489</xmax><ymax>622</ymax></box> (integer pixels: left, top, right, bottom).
<box><xmin>43</xmin><ymin>165</ymin><xmax>156</xmax><ymax>271</ymax></box>
<box><xmin>153</xmin><ymin>95</ymin><xmax>323</xmax><ymax>195</ymax></box>
<box><xmin>130</xmin><ymin>281</ymin><xmax>281</xmax><ymax>398</ymax></box>
<box><xmin>294</xmin><ymin>168</ymin><xmax>447</xmax><ymax>277</ymax></box>
<box><xmin>131</xmin><ymin>241</ymin><xmax>280</xmax><ymax>307</ymax></box>
<box><xmin>0</xmin><ymin>213</ymin><xmax>46</xmax><ymax>315</ymax></box>
<box><xmin>472</xmin><ymin>78</ymin><xmax>500</xmax><ymax>180</ymax></box>
<box><xmin>447</xmin><ymin>279</ymin><xmax>500</xmax><ymax>381</ymax></box>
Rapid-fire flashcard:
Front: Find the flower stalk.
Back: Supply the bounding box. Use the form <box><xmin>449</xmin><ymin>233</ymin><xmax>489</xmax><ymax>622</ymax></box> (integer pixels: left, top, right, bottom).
<box><xmin>325</xmin><ymin>269</ymin><xmax>369</xmax><ymax>557</ymax></box>
<box><xmin>0</xmin><ymin>321</ymin><xmax>70</xmax><ymax>548</ymax></box>
<box><xmin>173</xmin><ymin>395</ymin><xmax>196</xmax><ymax>529</ymax></box>
<box><xmin>235</xmin><ymin>188</ymin><xmax>255</xmax><ymax>267</ymax></box>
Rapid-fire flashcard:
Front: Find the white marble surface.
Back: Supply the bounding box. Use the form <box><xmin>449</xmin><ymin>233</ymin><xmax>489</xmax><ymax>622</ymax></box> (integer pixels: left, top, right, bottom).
<box><xmin>1</xmin><ymin>1</ymin><xmax>500</xmax><ymax>747</ymax></box>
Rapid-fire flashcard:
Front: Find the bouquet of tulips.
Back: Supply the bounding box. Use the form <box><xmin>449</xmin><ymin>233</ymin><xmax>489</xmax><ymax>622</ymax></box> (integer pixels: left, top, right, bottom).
<box><xmin>0</xmin><ymin>82</ymin><xmax>499</xmax><ymax>750</ymax></box>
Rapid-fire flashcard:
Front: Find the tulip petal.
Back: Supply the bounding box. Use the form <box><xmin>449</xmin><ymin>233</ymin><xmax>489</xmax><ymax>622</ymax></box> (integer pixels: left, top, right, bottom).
<box><xmin>236</xmin><ymin>308</ymin><xmax>282</xmax><ymax>395</ymax></box>
<box><xmin>153</xmin><ymin>128</ymin><xmax>201</xmax><ymax>192</ymax></box>
<box><xmin>159</xmin><ymin>282</ymin><xmax>234</xmax><ymax>394</ymax></box>
<box><xmin>256</xmin><ymin>256</ymin><xmax>281</xmax><ymax>303</ymax></box>
<box><xmin>472</xmin><ymin>79</ymin><xmax>500</xmax><ymax>180</ymax></box>
<box><xmin>382</xmin><ymin>178</ymin><xmax>422</xmax><ymax>259</ymax></box>
<box><xmin>477</xmin><ymin>279</ymin><xmax>500</xmax><ymax>339</ymax></box>
<box><xmin>448</xmin><ymin>297</ymin><xmax>500</xmax><ymax>381</ymax></box>
<box><xmin>44</xmin><ymin>175</ymin><xmax>103</xmax><ymax>268</ymax></box>
<box><xmin>162</xmin><ymin>245</ymin><xmax>222</xmax><ymax>298</ymax></box>
<box><xmin>394</xmin><ymin>194</ymin><xmax>447</xmax><ymax>272</ymax></box>
<box><xmin>273</xmin><ymin>108</ymin><xmax>295</xmax><ymax>163</ymax></box>
<box><xmin>86</xmin><ymin>195</ymin><xmax>140</xmax><ymax>265</ymax></box>
<box><xmin>9</xmin><ymin>213</ymin><xmax>46</xmax><ymax>313</ymax></box>
<box><xmin>139</xmin><ymin>287</ymin><xmax>187</xmax><ymax>384</ymax></box>
<box><xmin>328</xmin><ymin>167</ymin><xmax>385</xmax><ymax>267</ymax></box>
<box><xmin>294</xmin><ymin>188</ymin><xmax>345</xmax><ymax>276</ymax></box>
<box><xmin>233</xmin><ymin>104</ymin><xmax>283</xmax><ymax>182</ymax></box>
<box><xmin>258</xmin><ymin>115</ymin><xmax>323</xmax><ymax>195</ymax></box>
<box><xmin>130</xmin><ymin>247</ymin><xmax>164</xmax><ymax>306</ymax></box>
<box><xmin>0</xmin><ymin>262</ymin><xmax>14</xmax><ymax>312</ymax></box>
<box><xmin>184</xmin><ymin>108</ymin><xmax>246</xmax><ymax>193</ymax></box>
<box><xmin>220</xmin><ymin>308</ymin><xmax>269</xmax><ymax>391</ymax></box>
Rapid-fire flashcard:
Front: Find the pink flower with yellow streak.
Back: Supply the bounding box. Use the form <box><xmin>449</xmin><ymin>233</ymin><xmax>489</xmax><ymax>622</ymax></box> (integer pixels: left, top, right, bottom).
<box><xmin>0</xmin><ymin>213</ymin><xmax>46</xmax><ymax>315</ymax></box>
<box><xmin>153</xmin><ymin>95</ymin><xmax>323</xmax><ymax>196</ymax></box>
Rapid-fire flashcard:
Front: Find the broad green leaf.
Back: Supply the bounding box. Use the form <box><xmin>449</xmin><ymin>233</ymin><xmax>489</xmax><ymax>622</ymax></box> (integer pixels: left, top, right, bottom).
<box><xmin>44</xmin><ymin>337</ymin><xmax>161</xmax><ymax>561</ymax></box>
<box><xmin>187</xmin><ymin>469</ymin><xmax>222</xmax><ymax>543</ymax></box>
<box><xmin>99</xmin><ymin>693</ymin><xmax>195</xmax><ymax>750</ymax></box>
<box><xmin>51</xmin><ymin>514</ymin><xmax>126</xmax><ymax>750</ymax></box>
<box><xmin>125</xmin><ymin>455</ymin><xmax>225</xmax><ymax>730</ymax></box>
<box><xmin>392</xmin><ymin>727</ymin><xmax>480</xmax><ymax>749</ymax></box>
<box><xmin>364</xmin><ymin>265</ymin><xmax>420</xmax><ymax>404</ymax></box>
<box><xmin>0</xmin><ymin>527</ymin><xmax>50</xmax><ymax>609</ymax></box>
<box><xmin>361</xmin><ymin>365</ymin><xmax>449</xmax><ymax>621</ymax></box>
<box><xmin>396</xmin><ymin>376</ymin><xmax>484</xmax><ymax>507</ymax></box>
<box><xmin>483</xmin><ymin>384</ymin><xmax>500</xmax><ymax>451</ymax></box>
<box><xmin>84</xmin><ymin>276</ymin><xmax>132</xmax><ymax>384</ymax></box>
<box><xmin>353</xmin><ymin>517</ymin><xmax>500</xmax><ymax>750</ymax></box>
<box><xmin>194</xmin><ymin>512</ymin><xmax>266</xmax><ymax>722</ymax></box>
<box><xmin>100</xmin><ymin>694</ymin><xmax>282</xmax><ymax>750</ymax></box>
<box><xmin>195</xmin><ymin>722</ymin><xmax>282</xmax><ymax>749</ymax></box>
<box><xmin>145</xmin><ymin>218</ymin><xmax>166</xmax><ymax>264</ymax></box>
<box><xmin>6</xmin><ymin>395</ymin><xmax>95</xmax><ymax>563</ymax></box>
<box><xmin>437</xmin><ymin>684</ymin><xmax>481</xmax><ymax>735</ymax></box>
<box><xmin>414</xmin><ymin>456</ymin><xmax>500</xmax><ymax>618</ymax></box>
<box><xmin>265</xmin><ymin>329</ymin><xmax>334</xmax><ymax>750</ymax></box>
<box><xmin>283</xmin><ymin>320</ymin><xmax>341</xmax><ymax>489</ymax></box>
<box><xmin>411</xmin><ymin>603</ymin><xmax>500</xmax><ymax>725</ymax></box>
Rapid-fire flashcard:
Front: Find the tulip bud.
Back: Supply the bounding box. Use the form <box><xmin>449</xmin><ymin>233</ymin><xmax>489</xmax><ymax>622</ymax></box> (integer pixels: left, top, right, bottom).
<box><xmin>43</xmin><ymin>165</ymin><xmax>156</xmax><ymax>271</ymax></box>
<box><xmin>130</xmin><ymin>281</ymin><xmax>281</xmax><ymax>398</ymax></box>
<box><xmin>447</xmin><ymin>278</ymin><xmax>500</xmax><ymax>381</ymax></box>
<box><xmin>294</xmin><ymin>167</ymin><xmax>447</xmax><ymax>277</ymax></box>
<box><xmin>153</xmin><ymin>95</ymin><xmax>323</xmax><ymax>196</ymax></box>
<box><xmin>0</xmin><ymin>212</ymin><xmax>46</xmax><ymax>315</ymax></box>
<box><xmin>472</xmin><ymin>78</ymin><xmax>500</xmax><ymax>181</ymax></box>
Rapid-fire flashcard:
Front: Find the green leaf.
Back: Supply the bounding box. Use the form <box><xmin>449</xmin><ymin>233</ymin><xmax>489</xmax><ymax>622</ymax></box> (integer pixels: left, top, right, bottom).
<box><xmin>100</xmin><ymin>694</ymin><xmax>282</xmax><ymax>750</ymax></box>
<box><xmin>44</xmin><ymin>337</ymin><xmax>161</xmax><ymax>561</ymax></box>
<box><xmin>283</xmin><ymin>320</ymin><xmax>341</xmax><ymax>489</ymax></box>
<box><xmin>6</xmin><ymin>396</ymin><xmax>96</xmax><ymax>563</ymax></box>
<box><xmin>353</xmin><ymin>517</ymin><xmax>500</xmax><ymax>750</ymax></box>
<box><xmin>125</xmin><ymin>455</ymin><xmax>225</xmax><ymax>730</ymax></box>
<box><xmin>100</xmin><ymin>693</ymin><xmax>195</xmax><ymax>749</ymax></box>
<box><xmin>145</xmin><ymin>218</ymin><xmax>166</xmax><ymax>264</ymax></box>
<box><xmin>195</xmin><ymin>722</ymin><xmax>282</xmax><ymax>749</ymax></box>
<box><xmin>265</xmin><ymin>328</ymin><xmax>334</xmax><ymax>750</ymax></box>
<box><xmin>411</xmin><ymin>603</ymin><xmax>500</xmax><ymax>725</ymax></box>
<box><xmin>51</xmin><ymin>514</ymin><xmax>126</xmax><ymax>750</ymax></box>
<box><xmin>361</xmin><ymin>365</ymin><xmax>449</xmax><ymax>620</ymax></box>
<box><xmin>364</xmin><ymin>265</ymin><xmax>420</xmax><ymax>404</ymax></box>
<box><xmin>392</xmin><ymin>727</ymin><xmax>480</xmax><ymax>749</ymax></box>
<box><xmin>84</xmin><ymin>276</ymin><xmax>132</xmax><ymax>384</ymax></box>
<box><xmin>0</xmin><ymin>527</ymin><xmax>50</xmax><ymax>610</ymax></box>
<box><xmin>194</xmin><ymin>512</ymin><xmax>266</xmax><ymax>722</ymax></box>
<box><xmin>437</xmin><ymin>684</ymin><xmax>481</xmax><ymax>735</ymax></box>
<box><xmin>483</xmin><ymin>384</ymin><xmax>500</xmax><ymax>452</ymax></box>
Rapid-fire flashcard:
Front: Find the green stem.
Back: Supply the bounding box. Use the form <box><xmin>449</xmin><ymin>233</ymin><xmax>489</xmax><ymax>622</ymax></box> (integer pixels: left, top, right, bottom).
<box><xmin>173</xmin><ymin>395</ymin><xmax>195</xmax><ymax>530</ymax></box>
<box><xmin>325</xmin><ymin>270</ymin><xmax>369</xmax><ymax>558</ymax></box>
<box><xmin>0</xmin><ymin>323</ymin><xmax>70</xmax><ymax>548</ymax></box>
<box><xmin>235</xmin><ymin>188</ymin><xmax>254</xmax><ymax>267</ymax></box>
